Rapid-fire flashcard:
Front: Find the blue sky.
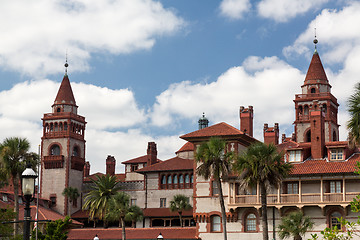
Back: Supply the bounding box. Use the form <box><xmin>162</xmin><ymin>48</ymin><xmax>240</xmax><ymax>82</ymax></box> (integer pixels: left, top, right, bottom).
<box><xmin>0</xmin><ymin>0</ymin><xmax>359</xmax><ymax>173</ymax></box>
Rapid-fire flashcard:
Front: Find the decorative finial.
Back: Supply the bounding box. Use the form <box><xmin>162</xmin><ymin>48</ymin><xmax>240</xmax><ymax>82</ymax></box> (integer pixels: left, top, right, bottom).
<box><xmin>313</xmin><ymin>28</ymin><xmax>318</xmax><ymax>53</ymax></box>
<box><xmin>64</xmin><ymin>51</ymin><xmax>69</xmax><ymax>76</ymax></box>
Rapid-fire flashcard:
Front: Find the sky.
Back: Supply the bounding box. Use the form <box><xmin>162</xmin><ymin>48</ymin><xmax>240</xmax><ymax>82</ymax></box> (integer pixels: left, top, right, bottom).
<box><xmin>0</xmin><ymin>0</ymin><xmax>359</xmax><ymax>174</ymax></box>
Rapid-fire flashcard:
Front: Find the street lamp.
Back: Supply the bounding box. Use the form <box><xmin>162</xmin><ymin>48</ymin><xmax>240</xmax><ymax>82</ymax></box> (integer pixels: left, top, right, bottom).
<box><xmin>157</xmin><ymin>232</ymin><xmax>163</xmax><ymax>240</ymax></box>
<box><xmin>93</xmin><ymin>234</ymin><xmax>99</xmax><ymax>240</ymax></box>
<box><xmin>22</xmin><ymin>163</ymin><xmax>37</xmax><ymax>240</ymax></box>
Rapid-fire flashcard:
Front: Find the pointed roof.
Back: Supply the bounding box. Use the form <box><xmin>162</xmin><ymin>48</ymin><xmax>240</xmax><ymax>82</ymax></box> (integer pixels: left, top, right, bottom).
<box><xmin>53</xmin><ymin>75</ymin><xmax>77</xmax><ymax>106</ymax></box>
<box><xmin>304</xmin><ymin>52</ymin><xmax>329</xmax><ymax>85</ymax></box>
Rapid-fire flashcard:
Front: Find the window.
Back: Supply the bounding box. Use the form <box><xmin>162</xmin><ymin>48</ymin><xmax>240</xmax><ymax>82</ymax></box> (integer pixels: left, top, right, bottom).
<box><xmin>245</xmin><ymin>213</ymin><xmax>257</xmax><ymax>232</ymax></box>
<box><xmin>185</xmin><ymin>174</ymin><xmax>190</xmax><ymax>188</ymax></box>
<box><xmin>212</xmin><ymin>181</ymin><xmax>220</xmax><ymax>196</ymax></box>
<box><xmin>311</xmin><ymin>87</ymin><xmax>316</xmax><ymax>93</ymax></box>
<box><xmin>304</xmin><ymin>105</ymin><xmax>309</xmax><ymax>115</ymax></box>
<box><xmin>72</xmin><ymin>146</ymin><xmax>79</xmax><ymax>157</ymax></box>
<box><xmin>333</xmin><ymin>131</ymin><xmax>337</xmax><ymax>141</ymax></box>
<box><xmin>50</xmin><ymin>196</ymin><xmax>56</xmax><ymax>206</ymax></box>
<box><xmin>167</xmin><ymin>175</ymin><xmax>172</xmax><ymax>185</ymax></box>
<box><xmin>131</xmin><ymin>164</ymin><xmax>138</xmax><ymax>172</ymax></box>
<box><xmin>245</xmin><ymin>187</ymin><xmax>257</xmax><ymax>195</ymax></box>
<box><xmin>330</xmin><ymin>211</ymin><xmax>342</xmax><ymax>230</ymax></box>
<box><xmin>2</xmin><ymin>195</ymin><xmax>8</xmax><ymax>202</ymax></box>
<box><xmin>57</xmin><ymin>107</ymin><xmax>61</xmax><ymax>112</ymax></box>
<box><xmin>131</xmin><ymin>199</ymin><xmax>137</xmax><ymax>206</ymax></box>
<box><xmin>288</xmin><ymin>150</ymin><xmax>301</xmax><ymax>162</ymax></box>
<box><xmin>179</xmin><ymin>175</ymin><xmax>184</xmax><ymax>188</ymax></box>
<box><xmin>287</xmin><ymin>183</ymin><xmax>299</xmax><ymax>194</ymax></box>
<box><xmin>160</xmin><ymin>198</ymin><xmax>166</xmax><ymax>208</ymax></box>
<box><xmin>330</xmin><ymin>181</ymin><xmax>342</xmax><ymax>193</ymax></box>
<box><xmin>161</xmin><ymin>175</ymin><xmax>166</xmax><ymax>185</ymax></box>
<box><xmin>211</xmin><ymin>215</ymin><xmax>221</xmax><ymax>232</ymax></box>
<box><xmin>50</xmin><ymin>145</ymin><xmax>60</xmax><ymax>156</ymax></box>
<box><xmin>330</xmin><ymin>149</ymin><xmax>343</xmax><ymax>160</ymax></box>
<box><xmin>173</xmin><ymin>175</ymin><xmax>178</xmax><ymax>186</ymax></box>
<box><xmin>306</xmin><ymin>130</ymin><xmax>311</xmax><ymax>142</ymax></box>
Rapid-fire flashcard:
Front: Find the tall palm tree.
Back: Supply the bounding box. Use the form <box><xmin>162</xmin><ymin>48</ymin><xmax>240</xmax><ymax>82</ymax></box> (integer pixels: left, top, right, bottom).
<box><xmin>233</xmin><ymin>142</ymin><xmax>292</xmax><ymax>240</ymax></box>
<box><xmin>278</xmin><ymin>211</ymin><xmax>314</xmax><ymax>240</ymax></box>
<box><xmin>82</xmin><ymin>174</ymin><xmax>120</xmax><ymax>223</ymax></box>
<box><xmin>105</xmin><ymin>192</ymin><xmax>143</xmax><ymax>240</ymax></box>
<box><xmin>62</xmin><ymin>186</ymin><xmax>80</xmax><ymax>216</ymax></box>
<box><xmin>170</xmin><ymin>194</ymin><xmax>192</xmax><ymax>227</ymax></box>
<box><xmin>196</xmin><ymin>137</ymin><xmax>234</xmax><ymax>240</ymax></box>
<box><xmin>0</xmin><ymin>137</ymin><xmax>39</xmax><ymax>236</ymax></box>
<box><xmin>347</xmin><ymin>83</ymin><xmax>360</xmax><ymax>146</ymax></box>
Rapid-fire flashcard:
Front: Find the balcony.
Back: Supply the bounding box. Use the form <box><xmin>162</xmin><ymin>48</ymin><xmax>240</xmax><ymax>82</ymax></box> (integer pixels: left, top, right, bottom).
<box><xmin>43</xmin><ymin>155</ymin><xmax>64</xmax><ymax>169</ymax></box>
<box><xmin>71</xmin><ymin>156</ymin><xmax>85</xmax><ymax>171</ymax></box>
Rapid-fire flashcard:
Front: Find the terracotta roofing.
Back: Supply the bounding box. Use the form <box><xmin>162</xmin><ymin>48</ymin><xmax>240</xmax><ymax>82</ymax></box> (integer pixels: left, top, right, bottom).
<box><xmin>290</xmin><ymin>153</ymin><xmax>360</xmax><ymax>176</ymax></box>
<box><xmin>176</xmin><ymin>142</ymin><xmax>195</xmax><ymax>154</ymax></box>
<box><xmin>122</xmin><ymin>155</ymin><xmax>161</xmax><ymax>164</ymax></box>
<box><xmin>181</xmin><ymin>122</ymin><xmax>252</xmax><ymax>140</ymax></box>
<box><xmin>137</xmin><ymin>157</ymin><xmax>194</xmax><ymax>173</ymax></box>
<box><xmin>84</xmin><ymin>173</ymin><xmax>125</xmax><ymax>182</ymax></box>
<box><xmin>143</xmin><ymin>208</ymin><xmax>193</xmax><ymax>217</ymax></box>
<box><xmin>68</xmin><ymin>227</ymin><xmax>196</xmax><ymax>240</ymax></box>
<box><xmin>53</xmin><ymin>75</ymin><xmax>77</xmax><ymax>106</ymax></box>
<box><xmin>304</xmin><ymin>52</ymin><xmax>329</xmax><ymax>85</ymax></box>
<box><xmin>71</xmin><ymin>209</ymin><xmax>89</xmax><ymax>218</ymax></box>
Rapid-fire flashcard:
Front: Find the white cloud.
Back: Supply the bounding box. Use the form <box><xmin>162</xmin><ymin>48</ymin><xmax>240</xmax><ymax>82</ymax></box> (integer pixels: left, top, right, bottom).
<box><xmin>219</xmin><ymin>0</ymin><xmax>251</xmax><ymax>20</ymax></box>
<box><xmin>257</xmin><ymin>0</ymin><xmax>328</xmax><ymax>22</ymax></box>
<box><xmin>0</xmin><ymin>0</ymin><xmax>184</xmax><ymax>76</ymax></box>
<box><xmin>151</xmin><ymin>56</ymin><xmax>304</xmax><ymax>141</ymax></box>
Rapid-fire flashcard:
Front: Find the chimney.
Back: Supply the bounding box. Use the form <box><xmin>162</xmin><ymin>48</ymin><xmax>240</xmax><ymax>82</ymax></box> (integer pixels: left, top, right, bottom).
<box><xmin>263</xmin><ymin>123</ymin><xmax>279</xmax><ymax>145</ymax></box>
<box><xmin>83</xmin><ymin>161</ymin><xmax>90</xmax><ymax>178</ymax></box>
<box><xmin>106</xmin><ymin>155</ymin><xmax>116</xmax><ymax>176</ymax></box>
<box><xmin>147</xmin><ymin>142</ymin><xmax>157</xmax><ymax>166</ymax></box>
<box><xmin>310</xmin><ymin>107</ymin><xmax>325</xmax><ymax>159</ymax></box>
<box><xmin>240</xmin><ymin>106</ymin><xmax>254</xmax><ymax>137</ymax></box>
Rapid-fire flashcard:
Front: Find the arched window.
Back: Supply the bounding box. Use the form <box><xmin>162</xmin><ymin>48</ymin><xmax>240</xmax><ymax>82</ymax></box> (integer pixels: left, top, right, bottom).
<box><xmin>311</xmin><ymin>87</ymin><xmax>316</xmax><ymax>93</ymax></box>
<box><xmin>210</xmin><ymin>215</ymin><xmax>221</xmax><ymax>232</ymax></box>
<box><xmin>54</xmin><ymin>123</ymin><xmax>58</xmax><ymax>131</ymax></box>
<box><xmin>59</xmin><ymin>122</ymin><xmax>63</xmax><ymax>131</ymax></box>
<box><xmin>330</xmin><ymin>211</ymin><xmax>342</xmax><ymax>230</ymax></box>
<box><xmin>179</xmin><ymin>175</ymin><xmax>184</xmax><ymax>188</ymax></box>
<box><xmin>167</xmin><ymin>175</ymin><xmax>172</xmax><ymax>184</ymax></box>
<box><xmin>304</xmin><ymin>105</ymin><xmax>309</xmax><ymax>115</ymax></box>
<box><xmin>190</xmin><ymin>174</ymin><xmax>193</xmax><ymax>183</ymax></box>
<box><xmin>56</xmin><ymin>107</ymin><xmax>61</xmax><ymax>112</ymax></box>
<box><xmin>245</xmin><ymin>213</ymin><xmax>257</xmax><ymax>232</ymax></box>
<box><xmin>173</xmin><ymin>175</ymin><xmax>178</xmax><ymax>185</ymax></box>
<box><xmin>50</xmin><ymin>123</ymin><xmax>54</xmax><ymax>132</ymax></box>
<box><xmin>185</xmin><ymin>174</ymin><xmax>190</xmax><ymax>188</ymax></box>
<box><xmin>72</xmin><ymin>146</ymin><xmax>79</xmax><ymax>157</ymax></box>
<box><xmin>323</xmin><ymin>104</ymin><xmax>327</xmax><ymax>114</ymax></box>
<box><xmin>64</xmin><ymin>122</ymin><xmax>68</xmax><ymax>131</ymax></box>
<box><xmin>306</xmin><ymin>130</ymin><xmax>311</xmax><ymax>142</ymax></box>
<box><xmin>333</xmin><ymin>131</ymin><xmax>337</xmax><ymax>141</ymax></box>
<box><xmin>161</xmin><ymin>175</ymin><xmax>166</xmax><ymax>185</ymax></box>
<box><xmin>50</xmin><ymin>144</ymin><xmax>60</xmax><ymax>156</ymax></box>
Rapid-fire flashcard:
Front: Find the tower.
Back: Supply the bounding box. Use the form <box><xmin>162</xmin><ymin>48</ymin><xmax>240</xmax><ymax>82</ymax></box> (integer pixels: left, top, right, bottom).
<box><xmin>198</xmin><ymin>113</ymin><xmax>209</xmax><ymax>130</ymax></box>
<box><xmin>40</xmin><ymin>62</ymin><xmax>86</xmax><ymax>215</ymax></box>
<box><xmin>293</xmin><ymin>38</ymin><xmax>339</xmax><ymax>145</ymax></box>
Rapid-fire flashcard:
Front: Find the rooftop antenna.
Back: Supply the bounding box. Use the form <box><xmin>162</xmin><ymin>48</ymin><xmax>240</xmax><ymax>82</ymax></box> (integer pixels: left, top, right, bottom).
<box><xmin>64</xmin><ymin>51</ymin><xmax>69</xmax><ymax>76</ymax></box>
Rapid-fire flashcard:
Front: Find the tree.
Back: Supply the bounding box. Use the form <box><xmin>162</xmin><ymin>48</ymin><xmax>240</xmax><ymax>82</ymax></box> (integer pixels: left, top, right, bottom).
<box><xmin>170</xmin><ymin>194</ymin><xmax>192</xmax><ymax>227</ymax></box>
<box><xmin>233</xmin><ymin>142</ymin><xmax>292</xmax><ymax>240</ymax></box>
<box><xmin>347</xmin><ymin>83</ymin><xmax>360</xmax><ymax>146</ymax></box>
<box><xmin>0</xmin><ymin>207</ymin><xmax>16</xmax><ymax>238</ymax></box>
<box><xmin>82</xmin><ymin>174</ymin><xmax>121</xmax><ymax>222</ymax></box>
<box><xmin>31</xmin><ymin>216</ymin><xmax>72</xmax><ymax>240</ymax></box>
<box><xmin>195</xmin><ymin>137</ymin><xmax>234</xmax><ymax>240</ymax></box>
<box><xmin>0</xmin><ymin>137</ymin><xmax>39</xmax><ymax>236</ymax></box>
<box><xmin>62</xmin><ymin>187</ymin><xmax>80</xmax><ymax>216</ymax></box>
<box><xmin>278</xmin><ymin>211</ymin><xmax>314</xmax><ymax>240</ymax></box>
<box><xmin>105</xmin><ymin>192</ymin><xmax>143</xmax><ymax>240</ymax></box>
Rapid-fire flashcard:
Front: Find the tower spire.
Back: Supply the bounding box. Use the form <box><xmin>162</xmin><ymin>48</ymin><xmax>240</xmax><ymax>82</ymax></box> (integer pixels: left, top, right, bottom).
<box><xmin>313</xmin><ymin>28</ymin><xmax>318</xmax><ymax>53</ymax></box>
<box><xmin>64</xmin><ymin>53</ymin><xmax>69</xmax><ymax>76</ymax></box>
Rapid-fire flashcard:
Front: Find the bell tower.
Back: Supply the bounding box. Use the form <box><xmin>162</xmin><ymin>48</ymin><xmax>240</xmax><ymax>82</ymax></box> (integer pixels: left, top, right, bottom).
<box><xmin>40</xmin><ymin>61</ymin><xmax>86</xmax><ymax>215</ymax></box>
<box><xmin>293</xmin><ymin>38</ymin><xmax>339</xmax><ymax>144</ymax></box>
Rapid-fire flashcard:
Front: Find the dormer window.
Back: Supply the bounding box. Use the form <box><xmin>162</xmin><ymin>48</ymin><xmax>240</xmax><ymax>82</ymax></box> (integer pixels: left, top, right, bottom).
<box><xmin>288</xmin><ymin>150</ymin><xmax>301</xmax><ymax>162</ymax></box>
<box><xmin>330</xmin><ymin>149</ymin><xmax>344</xmax><ymax>161</ymax></box>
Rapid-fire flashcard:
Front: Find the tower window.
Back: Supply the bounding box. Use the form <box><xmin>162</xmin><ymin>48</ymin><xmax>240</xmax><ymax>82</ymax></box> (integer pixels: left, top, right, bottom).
<box><xmin>72</xmin><ymin>146</ymin><xmax>79</xmax><ymax>157</ymax></box>
<box><xmin>311</xmin><ymin>88</ymin><xmax>316</xmax><ymax>93</ymax></box>
<box><xmin>304</xmin><ymin>105</ymin><xmax>309</xmax><ymax>115</ymax></box>
<box><xmin>50</xmin><ymin>144</ymin><xmax>60</xmax><ymax>156</ymax></box>
<box><xmin>306</xmin><ymin>130</ymin><xmax>311</xmax><ymax>142</ymax></box>
<box><xmin>57</xmin><ymin>107</ymin><xmax>61</xmax><ymax>112</ymax></box>
<box><xmin>323</xmin><ymin>104</ymin><xmax>327</xmax><ymax>114</ymax></box>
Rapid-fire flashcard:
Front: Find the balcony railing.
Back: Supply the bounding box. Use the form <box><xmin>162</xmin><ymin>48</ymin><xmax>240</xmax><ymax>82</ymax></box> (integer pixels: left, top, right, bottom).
<box><xmin>229</xmin><ymin>192</ymin><xmax>359</xmax><ymax>206</ymax></box>
<box><xmin>43</xmin><ymin>155</ymin><xmax>64</xmax><ymax>169</ymax></box>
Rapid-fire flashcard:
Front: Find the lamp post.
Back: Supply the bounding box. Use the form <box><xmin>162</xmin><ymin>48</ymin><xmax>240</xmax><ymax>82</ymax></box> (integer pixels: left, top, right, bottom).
<box><xmin>22</xmin><ymin>163</ymin><xmax>37</xmax><ymax>240</ymax></box>
<box><xmin>93</xmin><ymin>234</ymin><xmax>99</xmax><ymax>240</ymax></box>
<box><xmin>157</xmin><ymin>232</ymin><xmax>163</xmax><ymax>240</ymax></box>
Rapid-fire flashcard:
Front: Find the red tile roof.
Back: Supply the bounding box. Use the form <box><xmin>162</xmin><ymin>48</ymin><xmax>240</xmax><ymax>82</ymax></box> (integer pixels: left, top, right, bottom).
<box><xmin>84</xmin><ymin>173</ymin><xmax>125</xmax><ymax>182</ymax></box>
<box><xmin>143</xmin><ymin>208</ymin><xmax>193</xmax><ymax>217</ymax></box>
<box><xmin>304</xmin><ymin>52</ymin><xmax>329</xmax><ymax>85</ymax></box>
<box><xmin>290</xmin><ymin>153</ymin><xmax>360</xmax><ymax>176</ymax></box>
<box><xmin>122</xmin><ymin>155</ymin><xmax>161</xmax><ymax>164</ymax></box>
<box><xmin>53</xmin><ymin>75</ymin><xmax>77</xmax><ymax>106</ymax></box>
<box><xmin>68</xmin><ymin>227</ymin><xmax>196</xmax><ymax>240</ymax></box>
<box><xmin>176</xmin><ymin>142</ymin><xmax>195</xmax><ymax>154</ymax></box>
<box><xmin>181</xmin><ymin>122</ymin><xmax>245</xmax><ymax>139</ymax></box>
<box><xmin>136</xmin><ymin>157</ymin><xmax>194</xmax><ymax>173</ymax></box>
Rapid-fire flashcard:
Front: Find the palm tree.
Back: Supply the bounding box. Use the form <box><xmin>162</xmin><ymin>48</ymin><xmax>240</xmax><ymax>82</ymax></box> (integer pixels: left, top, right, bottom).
<box><xmin>196</xmin><ymin>137</ymin><xmax>234</xmax><ymax>240</ymax></box>
<box><xmin>170</xmin><ymin>194</ymin><xmax>192</xmax><ymax>227</ymax></box>
<box><xmin>0</xmin><ymin>137</ymin><xmax>39</xmax><ymax>236</ymax></box>
<box><xmin>82</xmin><ymin>174</ymin><xmax>120</xmax><ymax>223</ymax></box>
<box><xmin>62</xmin><ymin>186</ymin><xmax>80</xmax><ymax>216</ymax></box>
<box><xmin>233</xmin><ymin>142</ymin><xmax>292</xmax><ymax>240</ymax></box>
<box><xmin>278</xmin><ymin>211</ymin><xmax>314</xmax><ymax>240</ymax></box>
<box><xmin>347</xmin><ymin>83</ymin><xmax>360</xmax><ymax>146</ymax></box>
<box><xmin>105</xmin><ymin>192</ymin><xmax>143</xmax><ymax>240</ymax></box>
